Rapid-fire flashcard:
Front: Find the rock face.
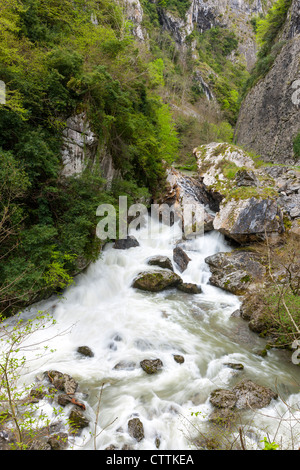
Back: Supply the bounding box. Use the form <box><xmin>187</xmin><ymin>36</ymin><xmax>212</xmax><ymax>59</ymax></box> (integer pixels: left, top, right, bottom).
<box><xmin>235</xmin><ymin>0</ymin><xmax>300</xmax><ymax>164</ymax></box>
<box><xmin>158</xmin><ymin>0</ymin><xmax>273</xmax><ymax>70</ymax></box>
<box><xmin>205</xmin><ymin>250</ymin><xmax>266</xmax><ymax>295</ymax></box>
<box><xmin>156</xmin><ymin>167</ymin><xmax>215</xmax><ymax>236</ymax></box>
<box><xmin>213</xmin><ymin>196</ymin><xmax>285</xmax><ymax>244</ymax></box>
<box><xmin>61</xmin><ymin>113</ymin><xmax>120</xmax><ymax>186</ymax></box>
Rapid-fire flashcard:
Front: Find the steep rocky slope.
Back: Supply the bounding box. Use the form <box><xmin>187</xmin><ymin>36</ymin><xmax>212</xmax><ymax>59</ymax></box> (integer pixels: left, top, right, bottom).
<box><xmin>157</xmin><ymin>0</ymin><xmax>274</xmax><ymax>70</ymax></box>
<box><xmin>235</xmin><ymin>0</ymin><xmax>300</xmax><ymax>164</ymax></box>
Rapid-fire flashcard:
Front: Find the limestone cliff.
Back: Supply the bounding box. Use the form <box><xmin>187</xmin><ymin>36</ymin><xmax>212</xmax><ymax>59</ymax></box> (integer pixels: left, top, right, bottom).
<box><xmin>157</xmin><ymin>0</ymin><xmax>273</xmax><ymax>70</ymax></box>
<box><xmin>235</xmin><ymin>0</ymin><xmax>300</xmax><ymax>164</ymax></box>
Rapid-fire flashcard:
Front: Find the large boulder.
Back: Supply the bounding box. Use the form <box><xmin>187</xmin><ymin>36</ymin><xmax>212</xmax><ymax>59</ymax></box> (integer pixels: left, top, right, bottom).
<box><xmin>233</xmin><ymin>380</ymin><xmax>278</xmax><ymax>410</ymax></box>
<box><xmin>209</xmin><ymin>380</ymin><xmax>278</xmax><ymax>412</ymax></box>
<box><xmin>205</xmin><ymin>250</ymin><xmax>266</xmax><ymax>295</ymax></box>
<box><xmin>155</xmin><ymin>167</ymin><xmax>215</xmax><ymax>236</ymax></box>
<box><xmin>213</xmin><ymin>197</ymin><xmax>285</xmax><ymax>245</ymax></box>
<box><xmin>194</xmin><ymin>143</ymin><xmax>285</xmax><ymax>244</ymax></box>
<box><xmin>132</xmin><ymin>270</ymin><xmax>183</xmax><ymax>292</ymax></box>
<box><xmin>113</xmin><ymin>236</ymin><xmax>140</xmax><ymax>249</ymax></box>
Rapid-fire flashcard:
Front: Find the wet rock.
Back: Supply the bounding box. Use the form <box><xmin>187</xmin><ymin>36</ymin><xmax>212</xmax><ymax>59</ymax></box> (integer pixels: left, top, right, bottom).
<box><xmin>128</xmin><ymin>418</ymin><xmax>144</xmax><ymax>442</ymax></box>
<box><xmin>208</xmin><ymin>408</ymin><xmax>236</xmax><ymax>428</ymax></box>
<box><xmin>173</xmin><ymin>354</ymin><xmax>185</xmax><ymax>364</ymax></box>
<box><xmin>69</xmin><ymin>408</ymin><xmax>89</xmax><ymax>434</ymax></box>
<box><xmin>132</xmin><ymin>270</ymin><xmax>183</xmax><ymax>292</ymax></box>
<box><xmin>209</xmin><ymin>389</ymin><xmax>237</xmax><ymax>409</ymax></box>
<box><xmin>113</xmin><ymin>361</ymin><xmax>137</xmax><ymax>371</ymax></box>
<box><xmin>140</xmin><ymin>359</ymin><xmax>163</xmax><ymax>374</ymax></box>
<box><xmin>205</xmin><ymin>250</ymin><xmax>266</xmax><ymax>295</ymax></box>
<box><xmin>224</xmin><ymin>363</ymin><xmax>244</xmax><ymax>370</ymax></box>
<box><xmin>173</xmin><ymin>246</ymin><xmax>191</xmax><ymax>272</ymax></box>
<box><xmin>209</xmin><ymin>380</ymin><xmax>278</xmax><ymax>417</ymax></box>
<box><xmin>147</xmin><ymin>255</ymin><xmax>174</xmax><ymax>271</ymax></box>
<box><xmin>177</xmin><ymin>282</ymin><xmax>202</xmax><ymax>294</ymax></box>
<box><xmin>46</xmin><ymin>370</ymin><xmax>78</xmax><ymax>395</ymax></box>
<box><xmin>47</xmin><ymin>433</ymin><xmax>69</xmax><ymax>450</ymax></box>
<box><xmin>113</xmin><ymin>236</ymin><xmax>139</xmax><ymax>249</ymax></box>
<box><xmin>233</xmin><ymin>380</ymin><xmax>278</xmax><ymax>409</ymax></box>
<box><xmin>77</xmin><ymin>346</ymin><xmax>94</xmax><ymax>357</ymax></box>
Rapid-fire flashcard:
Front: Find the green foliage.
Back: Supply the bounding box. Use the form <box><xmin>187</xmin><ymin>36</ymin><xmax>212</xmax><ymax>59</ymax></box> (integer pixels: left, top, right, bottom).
<box><xmin>193</xmin><ymin>27</ymin><xmax>249</xmax><ymax>124</ymax></box>
<box><xmin>157</xmin><ymin>0</ymin><xmax>191</xmax><ymax>19</ymax></box>
<box><xmin>293</xmin><ymin>133</ymin><xmax>300</xmax><ymax>159</ymax></box>
<box><xmin>0</xmin><ymin>311</ymin><xmax>68</xmax><ymax>449</ymax></box>
<box><xmin>260</xmin><ymin>437</ymin><xmax>279</xmax><ymax>450</ymax></box>
<box><xmin>0</xmin><ymin>0</ymin><xmax>181</xmax><ymax>316</ymax></box>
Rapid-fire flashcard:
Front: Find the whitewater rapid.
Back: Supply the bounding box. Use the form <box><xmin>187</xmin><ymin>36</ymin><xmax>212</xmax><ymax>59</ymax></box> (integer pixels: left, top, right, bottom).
<box><xmin>9</xmin><ymin>217</ymin><xmax>300</xmax><ymax>450</ymax></box>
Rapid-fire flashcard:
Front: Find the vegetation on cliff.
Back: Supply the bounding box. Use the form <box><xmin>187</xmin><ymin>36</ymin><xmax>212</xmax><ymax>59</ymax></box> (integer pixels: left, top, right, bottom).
<box><xmin>0</xmin><ymin>0</ymin><xmax>179</xmax><ymax>316</ymax></box>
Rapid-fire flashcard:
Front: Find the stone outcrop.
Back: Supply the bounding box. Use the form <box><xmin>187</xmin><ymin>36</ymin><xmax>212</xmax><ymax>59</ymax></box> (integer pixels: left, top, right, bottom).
<box><xmin>61</xmin><ymin>113</ymin><xmax>120</xmax><ymax>186</ymax></box>
<box><xmin>205</xmin><ymin>250</ymin><xmax>266</xmax><ymax>295</ymax></box>
<box><xmin>235</xmin><ymin>0</ymin><xmax>300</xmax><ymax>164</ymax></box>
<box><xmin>156</xmin><ymin>167</ymin><xmax>215</xmax><ymax>236</ymax></box>
<box><xmin>158</xmin><ymin>0</ymin><xmax>273</xmax><ymax>70</ymax></box>
<box><xmin>194</xmin><ymin>142</ymin><xmax>286</xmax><ymax>244</ymax></box>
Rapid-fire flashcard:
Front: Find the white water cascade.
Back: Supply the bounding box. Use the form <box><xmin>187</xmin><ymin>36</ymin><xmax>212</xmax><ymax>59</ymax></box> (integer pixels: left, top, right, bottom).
<box><xmin>6</xmin><ymin>216</ymin><xmax>300</xmax><ymax>450</ymax></box>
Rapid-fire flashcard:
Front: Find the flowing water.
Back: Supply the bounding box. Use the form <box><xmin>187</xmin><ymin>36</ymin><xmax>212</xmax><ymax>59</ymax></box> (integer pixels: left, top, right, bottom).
<box><xmin>7</xmin><ymin>216</ymin><xmax>300</xmax><ymax>450</ymax></box>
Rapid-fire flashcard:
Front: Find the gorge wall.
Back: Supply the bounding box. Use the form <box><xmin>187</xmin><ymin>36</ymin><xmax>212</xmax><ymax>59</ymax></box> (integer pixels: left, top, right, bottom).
<box><xmin>235</xmin><ymin>0</ymin><xmax>300</xmax><ymax>164</ymax></box>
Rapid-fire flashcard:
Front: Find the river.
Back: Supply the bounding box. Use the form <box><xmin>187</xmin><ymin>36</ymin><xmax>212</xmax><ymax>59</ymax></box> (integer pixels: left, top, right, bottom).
<box><xmin>8</xmin><ymin>216</ymin><xmax>300</xmax><ymax>450</ymax></box>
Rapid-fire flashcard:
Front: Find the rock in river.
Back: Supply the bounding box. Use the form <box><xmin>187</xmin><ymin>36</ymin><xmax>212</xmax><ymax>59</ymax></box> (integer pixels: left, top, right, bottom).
<box><xmin>132</xmin><ymin>270</ymin><xmax>183</xmax><ymax>292</ymax></box>
<box><xmin>147</xmin><ymin>255</ymin><xmax>174</xmax><ymax>271</ymax></box>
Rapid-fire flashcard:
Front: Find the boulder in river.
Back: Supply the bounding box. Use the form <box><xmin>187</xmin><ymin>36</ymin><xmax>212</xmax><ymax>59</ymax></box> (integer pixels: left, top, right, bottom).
<box><xmin>209</xmin><ymin>380</ymin><xmax>278</xmax><ymax>413</ymax></box>
<box><xmin>132</xmin><ymin>270</ymin><xmax>183</xmax><ymax>292</ymax></box>
<box><xmin>77</xmin><ymin>346</ymin><xmax>94</xmax><ymax>357</ymax></box>
<box><xmin>140</xmin><ymin>359</ymin><xmax>163</xmax><ymax>374</ymax></box>
<box><xmin>68</xmin><ymin>408</ymin><xmax>90</xmax><ymax>435</ymax></box>
<box><xmin>147</xmin><ymin>255</ymin><xmax>174</xmax><ymax>271</ymax></box>
<box><xmin>173</xmin><ymin>246</ymin><xmax>191</xmax><ymax>272</ymax></box>
<box><xmin>46</xmin><ymin>370</ymin><xmax>78</xmax><ymax>395</ymax></box>
<box><xmin>128</xmin><ymin>418</ymin><xmax>145</xmax><ymax>442</ymax></box>
<box><xmin>113</xmin><ymin>236</ymin><xmax>139</xmax><ymax>249</ymax></box>
<box><xmin>177</xmin><ymin>282</ymin><xmax>202</xmax><ymax>294</ymax></box>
